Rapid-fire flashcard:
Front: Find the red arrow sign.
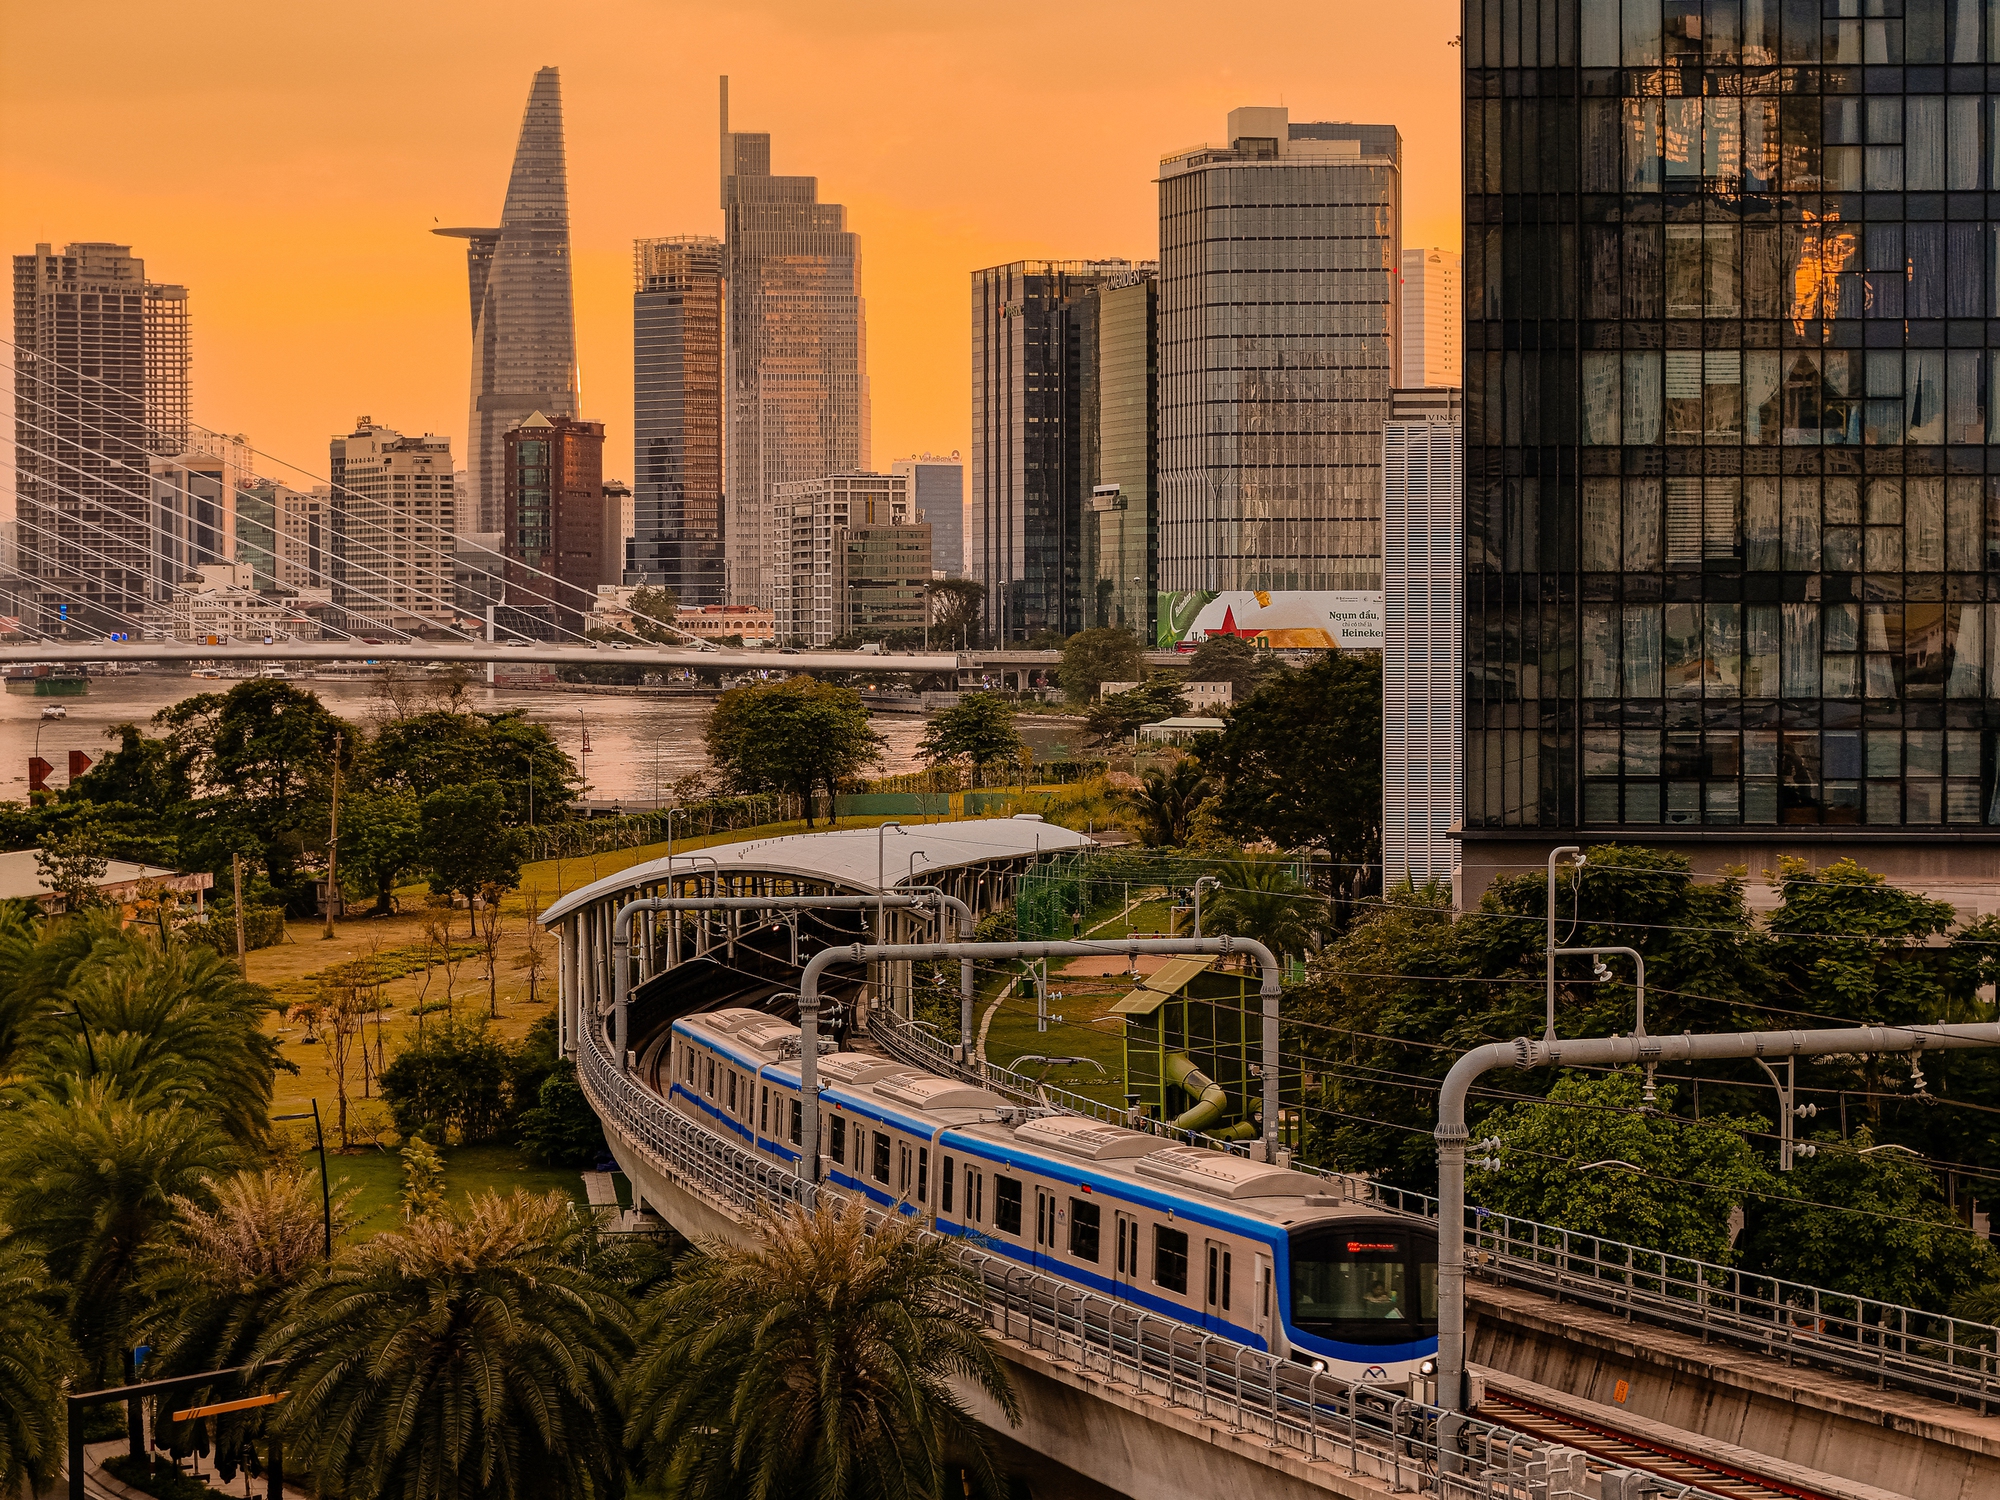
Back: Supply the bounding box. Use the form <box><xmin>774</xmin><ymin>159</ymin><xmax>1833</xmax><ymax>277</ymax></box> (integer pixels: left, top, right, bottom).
<box><xmin>28</xmin><ymin>757</ymin><xmax>52</xmax><ymax>792</ymax></box>
<box><xmin>68</xmin><ymin>750</ymin><xmax>92</xmax><ymax>782</ymax></box>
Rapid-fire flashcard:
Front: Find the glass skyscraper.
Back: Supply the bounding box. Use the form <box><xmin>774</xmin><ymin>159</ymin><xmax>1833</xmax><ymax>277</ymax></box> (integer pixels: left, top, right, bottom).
<box><xmin>631</xmin><ymin>236</ymin><xmax>725</xmax><ymax>605</ymax></box>
<box><xmin>1463</xmin><ymin>0</ymin><xmax>2000</xmax><ymax>883</ymax></box>
<box><xmin>1157</xmin><ymin>107</ymin><xmax>1402</xmax><ymax>597</ymax></box>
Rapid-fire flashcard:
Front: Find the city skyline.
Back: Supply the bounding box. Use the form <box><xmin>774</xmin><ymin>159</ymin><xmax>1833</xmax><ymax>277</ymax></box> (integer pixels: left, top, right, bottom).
<box><xmin>0</xmin><ymin>0</ymin><xmax>1463</xmax><ymax>506</ymax></box>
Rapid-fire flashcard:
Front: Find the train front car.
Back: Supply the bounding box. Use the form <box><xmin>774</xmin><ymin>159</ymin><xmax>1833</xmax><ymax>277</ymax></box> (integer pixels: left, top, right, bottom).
<box><xmin>1280</xmin><ymin>1214</ymin><xmax>1440</xmax><ymax>1382</ymax></box>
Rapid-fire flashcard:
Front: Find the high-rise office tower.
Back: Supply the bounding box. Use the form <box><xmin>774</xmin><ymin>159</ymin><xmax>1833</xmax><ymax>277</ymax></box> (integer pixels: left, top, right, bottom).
<box><xmin>502</xmin><ymin>411</ymin><xmax>606</xmax><ymax>634</ymax></box>
<box><xmin>971</xmin><ymin>259</ymin><xmax>1148</xmax><ymax>640</ymax></box>
<box><xmin>12</xmin><ymin>241</ymin><xmax>189</xmax><ymax>630</ymax></box>
<box><xmin>1088</xmin><ymin>270</ymin><xmax>1160</xmax><ymax>643</ymax></box>
<box><xmin>1461</xmin><ymin>2</ymin><xmax>2000</xmax><ymax>901</ymax></box>
<box><xmin>632</xmin><ymin>236</ymin><xmax>725</xmax><ymax>605</ymax></box>
<box><xmin>1157</xmin><ymin>107</ymin><xmax>1401</xmax><ymax>597</ymax></box>
<box><xmin>769</xmin><ymin>472</ymin><xmax>921</xmax><ymax>646</ymax></box>
<box><xmin>1382</xmin><ymin>388</ymin><xmax>1466</xmax><ymax>888</ymax></box>
<box><xmin>436</xmin><ymin>67</ymin><xmax>578</xmax><ymax>533</ymax></box>
<box><xmin>328</xmin><ymin>417</ymin><xmax>456</xmax><ymax>634</ymax></box>
<box><xmin>1401</xmin><ymin>247</ymin><xmax>1463</xmax><ymax>388</ymax></box>
<box><xmin>721</xmin><ymin>76</ymin><xmax>869</xmax><ymax>609</ymax></box>
<box><xmin>890</xmin><ymin>455</ymin><xmax>965</xmax><ymax>578</ymax></box>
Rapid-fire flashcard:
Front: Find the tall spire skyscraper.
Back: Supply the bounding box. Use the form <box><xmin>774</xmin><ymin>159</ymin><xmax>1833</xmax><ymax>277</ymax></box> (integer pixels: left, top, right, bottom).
<box><xmin>719</xmin><ymin>75</ymin><xmax>869</xmax><ymax>607</ymax></box>
<box><xmin>437</xmin><ymin>66</ymin><xmax>578</xmax><ymax>533</ymax></box>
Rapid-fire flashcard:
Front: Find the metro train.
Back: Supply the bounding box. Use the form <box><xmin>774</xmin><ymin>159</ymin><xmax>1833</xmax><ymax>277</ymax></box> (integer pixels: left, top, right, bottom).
<box><xmin>657</xmin><ymin>1006</ymin><xmax>1441</xmax><ymax>1382</ymax></box>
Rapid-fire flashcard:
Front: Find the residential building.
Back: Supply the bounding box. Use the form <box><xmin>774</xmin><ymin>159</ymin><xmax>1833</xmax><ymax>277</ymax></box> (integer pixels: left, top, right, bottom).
<box><xmin>435</xmin><ymin>67</ymin><xmax>578</xmax><ymax>532</ymax></box>
<box><xmin>769</xmin><ymin>472</ymin><xmax>922</xmax><ymax>646</ymax></box>
<box><xmin>168</xmin><ymin>563</ymin><xmax>319</xmax><ymax>644</ymax></box>
<box><xmin>11</xmin><ymin>241</ymin><xmax>189</xmax><ymax>630</ymax></box>
<box><xmin>1382</xmin><ymin>388</ymin><xmax>1464</xmax><ymax>889</ymax></box>
<box><xmin>1400</xmin><ymin>247</ymin><xmax>1462</xmax><ymax>388</ymax></box>
<box><xmin>890</xmin><ymin>455</ymin><xmax>966</xmax><ymax>578</ymax></box>
<box><xmin>676</xmin><ymin>603</ymin><xmax>774</xmax><ymax>643</ymax></box>
<box><xmin>1459</xmin><ymin>1</ymin><xmax>2000</xmax><ymax>906</ymax></box>
<box><xmin>277</xmin><ymin>485</ymin><xmax>334</xmax><ymax>591</ymax></box>
<box><xmin>501</xmin><ymin>412</ymin><xmax>605</xmax><ymax>634</ymax></box>
<box><xmin>148</xmin><ymin>453</ymin><xmax>228</xmax><ymax>590</ymax></box>
<box><xmin>631</xmin><ymin>235</ymin><xmax>726</xmax><ymax>605</ymax></box>
<box><xmin>1158</xmin><ymin>107</ymin><xmax>1401</xmax><ymax>596</ymax></box>
<box><xmin>1088</xmin><ymin>270</ymin><xmax>1160</xmax><ymax>642</ymax></box>
<box><xmin>971</xmin><ymin>259</ymin><xmax>1149</xmax><ymax>640</ymax></box>
<box><xmin>327</xmin><ymin>417</ymin><xmax>456</xmax><ymax>633</ymax></box>
<box><xmin>722</xmin><ymin>77</ymin><xmax>869</xmax><ymax>608</ymax></box>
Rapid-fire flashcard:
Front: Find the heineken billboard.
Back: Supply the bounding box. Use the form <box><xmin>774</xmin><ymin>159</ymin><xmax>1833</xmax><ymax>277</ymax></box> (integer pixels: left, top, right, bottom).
<box><xmin>1155</xmin><ymin>590</ymin><xmax>1384</xmax><ymax>652</ymax></box>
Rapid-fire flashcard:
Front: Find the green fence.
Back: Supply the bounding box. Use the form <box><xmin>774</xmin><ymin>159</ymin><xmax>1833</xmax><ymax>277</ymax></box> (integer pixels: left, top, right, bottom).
<box><xmin>833</xmin><ymin>793</ymin><xmax>952</xmax><ymax>818</ymax></box>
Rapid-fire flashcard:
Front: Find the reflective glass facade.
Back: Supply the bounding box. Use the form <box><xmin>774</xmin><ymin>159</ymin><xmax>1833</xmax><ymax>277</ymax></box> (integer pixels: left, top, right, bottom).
<box><xmin>1465</xmin><ymin>0</ymin><xmax>2000</xmax><ymax>835</ymax></box>
<box><xmin>632</xmin><ymin>237</ymin><xmax>725</xmax><ymax>605</ymax></box>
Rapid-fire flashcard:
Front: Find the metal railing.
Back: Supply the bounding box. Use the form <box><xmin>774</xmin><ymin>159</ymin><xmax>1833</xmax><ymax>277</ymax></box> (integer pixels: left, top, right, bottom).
<box><xmin>574</xmin><ymin>1016</ymin><xmax>1691</xmax><ymax>1499</ymax></box>
<box><xmin>868</xmin><ymin>1009</ymin><xmax>2000</xmax><ymax>1413</ymax></box>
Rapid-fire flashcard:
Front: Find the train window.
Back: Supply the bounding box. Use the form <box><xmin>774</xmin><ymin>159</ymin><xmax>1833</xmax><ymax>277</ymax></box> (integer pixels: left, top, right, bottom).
<box><xmin>728</xmin><ymin>1072</ymin><xmax>738</xmax><ymax>1111</ymax></box>
<box><xmin>1116</xmin><ymin>1218</ymin><xmax>1128</xmax><ymax>1274</ymax></box>
<box><xmin>872</xmin><ymin>1132</ymin><xmax>891</xmax><ymax>1185</ymax></box>
<box><xmin>917</xmin><ymin>1148</ymin><xmax>929</xmax><ymax>1202</ymax></box>
<box><xmin>760</xmin><ymin>1088</ymin><xmax>769</xmax><ymax>1134</ymax></box>
<box><xmin>1069</xmin><ymin>1199</ymin><xmax>1100</xmax><ymax>1262</ymax></box>
<box><xmin>706</xmin><ymin>1058</ymin><xmax>716</xmax><ymax>1095</ymax></box>
<box><xmin>1288</xmin><ymin>1224</ymin><xmax>1441</xmax><ymax>1346</ymax></box>
<box><xmin>789</xmin><ymin>1099</ymin><xmax>802</xmax><ymax>1147</ymax></box>
<box><xmin>830</xmin><ymin>1116</ymin><xmax>846</xmax><ymax>1164</ymax></box>
<box><xmin>1206</xmin><ymin>1246</ymin><xmax>1218</xmax><ymax>1306</ymax></box>
<box><xmin>1155</xmin><ymin>1226</ymin><xmax>1189</xmax><ymax>1295</ymax></box>
<box><xmin>1222</xmin><ymin>1251</ymin><xmax>1232</xmax><ymax>1312</ymax></box>
<box><xmin>1262</xmin><ymin>1267</ymin><xmax>1271</xmax><ymax>1317</ymax></box>
<box><xmin>1034</xmin><ymin>1192</ymin><xmax>1046</xmax><ymax>1246</ymax></box>
<box><xmin>993</xmin><ymin>1177</ymin><xmax>1022</xmax><ymax>1236</ymax></box>
<box><xmin>685</xmin><ymin>1047</ymin><xmax>696</xmax><ymax>1085</ymax></box>
<box><xmin>941</xmin><ymin>1156</ymin><xmax>954</xmax><ymax>1213</ymax></box>
<box><xmin>973</xmin><ymin>1170</ymin><xmax>983</xmax><ymax>1222</ymax></box>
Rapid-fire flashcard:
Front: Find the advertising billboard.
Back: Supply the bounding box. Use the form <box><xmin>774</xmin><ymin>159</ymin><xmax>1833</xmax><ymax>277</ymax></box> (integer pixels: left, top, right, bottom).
<box><xmin>1156</xmin><ymin>590</ymin><xmax>1384</xmax><ymax>652</ymax></box>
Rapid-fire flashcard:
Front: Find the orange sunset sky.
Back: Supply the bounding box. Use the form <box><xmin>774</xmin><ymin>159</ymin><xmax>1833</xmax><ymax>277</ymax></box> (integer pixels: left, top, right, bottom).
<box><xmin>1</xmin><ymin>0</ymin><xmax>1463</xmax><ymax>497</ymax></box>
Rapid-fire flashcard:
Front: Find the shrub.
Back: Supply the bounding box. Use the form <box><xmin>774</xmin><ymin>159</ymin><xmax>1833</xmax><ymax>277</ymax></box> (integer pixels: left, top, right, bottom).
<box><xmin>517</xmin><ymin>1063</ymin><xmax>608</xmax><ymax>1167</ymax></box>
<box><xmin>377</xmin><ymin>1021</ymin><xmax>512</xmax><ymax>1145</ymax></box>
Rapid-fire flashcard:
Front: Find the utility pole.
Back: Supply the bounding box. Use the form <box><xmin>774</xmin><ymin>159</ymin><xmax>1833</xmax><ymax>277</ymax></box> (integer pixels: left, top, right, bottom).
<box><xmin>232</xmin><ymin>852</ymin><xmax>246</xmax><ymax>966</ymax></box>
<box><xmin>324</xmin><ymin>731</ymin><xmax>341</xmax><ymax>940</ymax></box>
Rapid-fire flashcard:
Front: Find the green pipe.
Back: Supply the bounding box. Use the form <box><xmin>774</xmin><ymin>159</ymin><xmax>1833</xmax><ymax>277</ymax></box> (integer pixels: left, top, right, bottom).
<box><xmin>1165</xmin><ymin>1051</ymin><xmax>1230</xmax><ymax>1132</ymax></box>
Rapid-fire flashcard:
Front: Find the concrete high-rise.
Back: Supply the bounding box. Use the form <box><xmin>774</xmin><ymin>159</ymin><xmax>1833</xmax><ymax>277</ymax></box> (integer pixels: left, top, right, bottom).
<box><xmin>11</xmin><ymin>241</ymin><xmax>189</xmax><ymax>630</ymax></box>
<box><xmin>890</xmin><ymin>455</ymin><xmax>965</xmax><ymax>578</ymax></box>
<box><xmin>971</xmin><ymin>259</ymin><xmax>1148</xmax><ymax>641</ymax></box>
<box><xmin>769</xmin><ymin>471</ymin><xmax>924</xmax><ymax>647</ymax></box>
<box><xmin>1088</xmin><ymin>271</ymin><xmax>1160</xmax><ymax>643</ymax></box>
<box><xmin>631</xmin><ymin>236</ymin><xmax>725</xmax><ymax>605</ymax></box>
<box><xmin>437</xmin><ymin>67</ymin><xmax>578</xmax><ymax>533</ymax></box>
<box><xmin>1382</xmin><ymin>388</ymin><xmax>1465</xmax><ymax>889</ymax></box>
<box><xmin>1400</xmin><ymin>247</ymin><xmax>1462</xmax><ymax>389</ymax></box>
<box><xmin>328</xmin><ymin>417</ymin><xmax>457</xmax><ymax>634</ymax></box>
<box><xmin>721</xmin><ymin>76</ymin><xmax>869</xmax><ymax>609</ymax></box>
<box><xmin>1459</xmin><ymin>1</ymin><xmax>2000</xmax><ymax>906</ymax></box>
<box><xmin>502</xmin><ymin>411</ymin><xmax>605</xmax><ymax>635</ymax></box>
<box><xmin>1157</xmin><ymin>107</ymin><xmax>1401</xmax><ymax>597</ymax></box>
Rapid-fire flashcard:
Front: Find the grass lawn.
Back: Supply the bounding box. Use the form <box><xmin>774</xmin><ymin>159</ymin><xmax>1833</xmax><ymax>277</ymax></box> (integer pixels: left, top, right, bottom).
<box><xmin>299</xmin><ymin>1142</ymin><xmax>589</xmax><ymax>1245</ymax></box>
<box><xmin>977</xmin><ymin>967</ymin><xmax>1134</xmax><ymax>1109</ymax></box>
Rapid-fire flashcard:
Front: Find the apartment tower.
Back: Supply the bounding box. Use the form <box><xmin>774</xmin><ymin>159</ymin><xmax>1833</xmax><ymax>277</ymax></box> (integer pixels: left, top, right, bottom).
<box><xmin>1157</xmin><ymin>108</ymin><xmax>1402</xmax><ymax>598</ymax></box>
<box><xmin>632</xmin><ymin>236</ymin><xmax>726</xmax><ymax>605</ymax></box>
<box><xmin>328</xmin><ymin>418</ymin><xmax>457</xmax><ymax>634</ymax></box>
<box><xmin>436</xmin><ymin>67</ymin><xmax>578</xmax><ymax>532</ymax></box>
<box><xmin>1401</xmin><ymin>247</ymin><xmax>1463</xmax><ymax>388</ymax></box>
<box><xmin>721</xmin><ymin>76</ymin><xmax>869</xmax><ymax>609</ymax></box>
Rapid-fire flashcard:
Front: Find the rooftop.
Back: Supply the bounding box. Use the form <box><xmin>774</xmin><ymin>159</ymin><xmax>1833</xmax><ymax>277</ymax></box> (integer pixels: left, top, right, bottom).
<box><xmin>0</xmin><ymin>849</ymin><xmax>211</xmax><ymax>902</ymax></box>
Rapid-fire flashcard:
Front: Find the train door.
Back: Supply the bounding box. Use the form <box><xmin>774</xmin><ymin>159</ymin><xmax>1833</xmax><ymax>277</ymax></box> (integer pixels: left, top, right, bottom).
<box><xmin>1034</xmin><ymin>1187</ymin><xmax>1055</xmax><ymax>1271</ymax></box>
<box><xmin>1203</xmin><ymin>1238</ymin><xmax>1234</xmax><ymax>1334</ymax></box>
<box><xmin>1253</xmin><ymin>1252</ymin><xmax>1275</xmax><ymax>1351</ymax></box>
<box><xmin>1113</xmin><ymin>1211</ymin><xmax>1140</xmax><ymax>1295</ymax></box>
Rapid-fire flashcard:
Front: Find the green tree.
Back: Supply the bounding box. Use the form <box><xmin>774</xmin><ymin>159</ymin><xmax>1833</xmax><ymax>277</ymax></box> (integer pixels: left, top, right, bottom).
<box><xmin>1740</xmin><ymin>1129</ymin><xmax>2000</xmax><ymax>1310</ymax></box>
<box><xmin>705</xmin><ymin>678</ymin><xmax>885</xmax><ymax>828</ymax></box>
<box><xmin>370</xmin><ymin>710</ymin><xmax>580</xmax><ymax>827</ymax></box>
<box><xmin>917</xmin><ymin>693</ymin><xmax>1024</xmax><ymax>778</ymax></box>
<box><xmin>1184</xmin><ymin>633</ymin><xmax>1280</xmax><ymax>702</ymax></box>
<box><xmin>1120</xmin><ymin>758</ymin><xmax>1209</xmax><ymax>847</ymax></box>
<box><xmin>339</xmin><ymin>786</ymin><xmax>424</xmax><ymax>915</ymax></box>
<box><xmin>34</xmin><ymin>819</ymin><xmax>108</xmax><ymax>911</ymax></box>
<box><xmin>262</xmin><ymin>1191</ymin><xmax>629</xmax><ymax>1500</ymax></box>
<box><xmin>518</xmin><ymin>1063</ymin><xmax>609</xmax><ymax>1167</ymax></box>
<box><xmin>925</xmin><ymin>578</ymin><xmax>986</xmax><ymax>649</ymax></box>
<box><xmin>1197</xmin><ymin>653</ymin><xmax>1382</xmax><ymax>909</ymax></box>
<box><xmin>0</xmin><ymin>1082</ymin><xmax>233</xmax><ymax>1350</ymax></box>
<box><xmin>615</xmin><ymin>584</ymin><xmax>683</xmax><ymax>643</ymax></box>
<box><xmin>1468</xmin><ymin>1072</ymin><xmax>1772</xmax><ymax>1265</ymax></box>
<box><xmin>1058</xmin><ymin>625</ymin><xmax>1143</xmax><ymax>703</ymax></box>
<box><xmin>419</xmin><ymin>782</ymin><xmax>523</xmax><ymax>934</ymax></box>
<box><xmin>1085</xmin><ymin>679</ymin><xmax>1190</xmax><ymax>746</ymax></box>
<box><xmin>0</xmin><ymin>1230</ymin><xmax>74</xmax><ymax>1500</ymax></box>
<box><xmin>1201</xmin><ymin>854</ymin><xmax>1325</xmax><ymax>958</ymax></box>
<box><xmin>377</xmin><ymin>1019</ymin><xmax>516</xmax><ymax>1145</ymax></box>
<box><xmin>625</xmin><ymin>1198</ymin><xmax>1018</xmax><ymax>1500</ymax></box>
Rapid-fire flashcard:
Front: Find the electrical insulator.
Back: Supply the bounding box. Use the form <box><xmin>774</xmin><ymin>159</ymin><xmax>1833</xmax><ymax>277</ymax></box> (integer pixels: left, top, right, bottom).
<box><xmin>1795</xmin><ymin>1103</ymin><xmax>1817</xmax><ymax>1120</ymax></box>
<box><xmin>1592</xmin><ymin>959</ymin><xmax>1611</xmax><ymax>982</ymax></box>
<box><xmin>1797</xmin><ymin>1142</ymin><xmax>1818</xmax><ymax>1159</ymax></box>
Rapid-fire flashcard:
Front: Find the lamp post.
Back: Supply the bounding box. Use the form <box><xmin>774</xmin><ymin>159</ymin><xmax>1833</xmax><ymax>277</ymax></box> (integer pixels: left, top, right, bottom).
<box><xmin>877</xmin><ymin>821</ymin><xmax>904</xmax><ymax>1016</ymax></box>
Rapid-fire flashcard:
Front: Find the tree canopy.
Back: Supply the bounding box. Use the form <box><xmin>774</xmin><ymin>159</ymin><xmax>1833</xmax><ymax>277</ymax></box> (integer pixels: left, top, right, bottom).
<box><xmin>925</xmin><ymin>578</ymin><xmax>986</xmax><ymax>649</ymax></box>
<box><xmin>1058</xmin><ymin>626</ymin><xmax>1144</xmax><ymax>703</ymax></box>
<box><xmin>1183</xmin><ymin>633</ymin><xmax>1283</xmax><ymax>701</ymax></box>
<box><xmin>705</xmin><ymin>678</ymin><xmax>885</xmax><ymax>826</ymax></box>
<box><xmin>917</xmin><ymin>693</ymin><xmax>1023</xmax><ymax>776</ymax></box>
<box><xmin>1086</xmin><ymin>680</ymin><xmax>1190</xmax><ymax>745</ymax></box>
<box><xmin>419</xmin><ymin>782</ymin><xmax>524</xmax><ymax>928</ymax></box>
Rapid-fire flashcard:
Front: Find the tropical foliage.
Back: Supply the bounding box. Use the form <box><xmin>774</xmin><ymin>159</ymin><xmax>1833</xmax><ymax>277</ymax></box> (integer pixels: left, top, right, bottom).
<box><xmin>1119</xmin><ymin>758</ymin><xmax>1209</xmax><ymax>847</ymax></box>
<box><xmin>0</xmin><ymin>1229</ymin><xmax>75</xmax><ymax>1500</ymax></box>
<box><xmin>705</xmin><ymin>677</ymin><xmax>885</xmax><ymax>827</ymax></box>
<box><xmin>917</xmin><ymin>692</ymin><xmax>1023</xmax><ymax>777</ymax></box>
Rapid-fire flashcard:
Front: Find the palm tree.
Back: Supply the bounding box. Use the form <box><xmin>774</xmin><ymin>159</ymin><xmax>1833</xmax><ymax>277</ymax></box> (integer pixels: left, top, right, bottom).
<box><xmin>261</xmin><ymin>1190</ymin><xmax>629</xmax><ymax>1500</ymax></box>
<box><xmin>0</xmin><ymin>1080</ymin><xmax>233</xmax><ymax>1353</ymax></box>
<box><xmin>1119</xmin><ymin>756</ymin><xmax>1209</xmax><ymax>847</ymax></box>
<box><xmin>624</xmin><ymin>1197</ymin><xmax>1019</xmax><ymax>1500</ymax></box>
<box><xmin>0</xmin><ymin>1229</ymin><xmax>76</xmax><ymax>1500</ymax></box>
<box><xmin>1202</xmin><ymin>854</ymin><xmax>1326</xmax><ymax>960</ymax></box>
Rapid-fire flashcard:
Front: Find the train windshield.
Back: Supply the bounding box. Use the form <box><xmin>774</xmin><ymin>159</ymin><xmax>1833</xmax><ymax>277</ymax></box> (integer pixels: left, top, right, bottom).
<box><xmin>1288</xmin><ymin>1223</ymin><xmax>1438</xmax><ymax>1346</ymax></box>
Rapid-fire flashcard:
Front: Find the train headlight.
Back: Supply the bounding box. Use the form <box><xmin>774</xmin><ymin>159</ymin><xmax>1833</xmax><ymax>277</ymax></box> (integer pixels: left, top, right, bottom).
<box><xmin>1419</xmin><ymin>1360</ymin><xmax>1437</xmax><ymax>1377</ymax></box>
<box><xmin>1310</xmin><ymin>1359</ymin><xmax>1326</xmax><ymax>1373</ymax></box>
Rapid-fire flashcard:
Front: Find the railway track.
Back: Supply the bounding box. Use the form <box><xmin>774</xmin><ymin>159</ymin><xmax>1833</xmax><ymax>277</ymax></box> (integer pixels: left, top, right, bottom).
<box><xmin>1482</xmin><ymin>1391</ymin><xmax>1836</xmax><ymax>1500</ymax></box>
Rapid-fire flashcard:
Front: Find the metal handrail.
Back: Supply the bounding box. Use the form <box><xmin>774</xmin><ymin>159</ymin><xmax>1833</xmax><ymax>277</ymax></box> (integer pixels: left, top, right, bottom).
<box><xmin>867</xmin><ymin>1008</ymin><xmax>2000</xmax><ymax>1412</ymax></box>
<box><xmin>573</xmin><ymin>1016</ymin><xmax>1690</xmax><ymax>1499</ymax></box>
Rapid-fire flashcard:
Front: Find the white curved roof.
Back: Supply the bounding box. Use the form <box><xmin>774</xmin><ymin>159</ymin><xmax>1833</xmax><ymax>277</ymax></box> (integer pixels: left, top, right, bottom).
<box><xmin>540</xmin><ymin>816</ymin><xmax>1094</xmax><ymax>924</ymax></box>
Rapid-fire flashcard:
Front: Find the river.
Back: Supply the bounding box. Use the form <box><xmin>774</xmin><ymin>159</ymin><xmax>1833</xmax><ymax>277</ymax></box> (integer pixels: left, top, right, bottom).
<box><xmin>2</xmin><ymin>673</ymin><xmax>1093</xmax><ymax>806</ymax></box>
